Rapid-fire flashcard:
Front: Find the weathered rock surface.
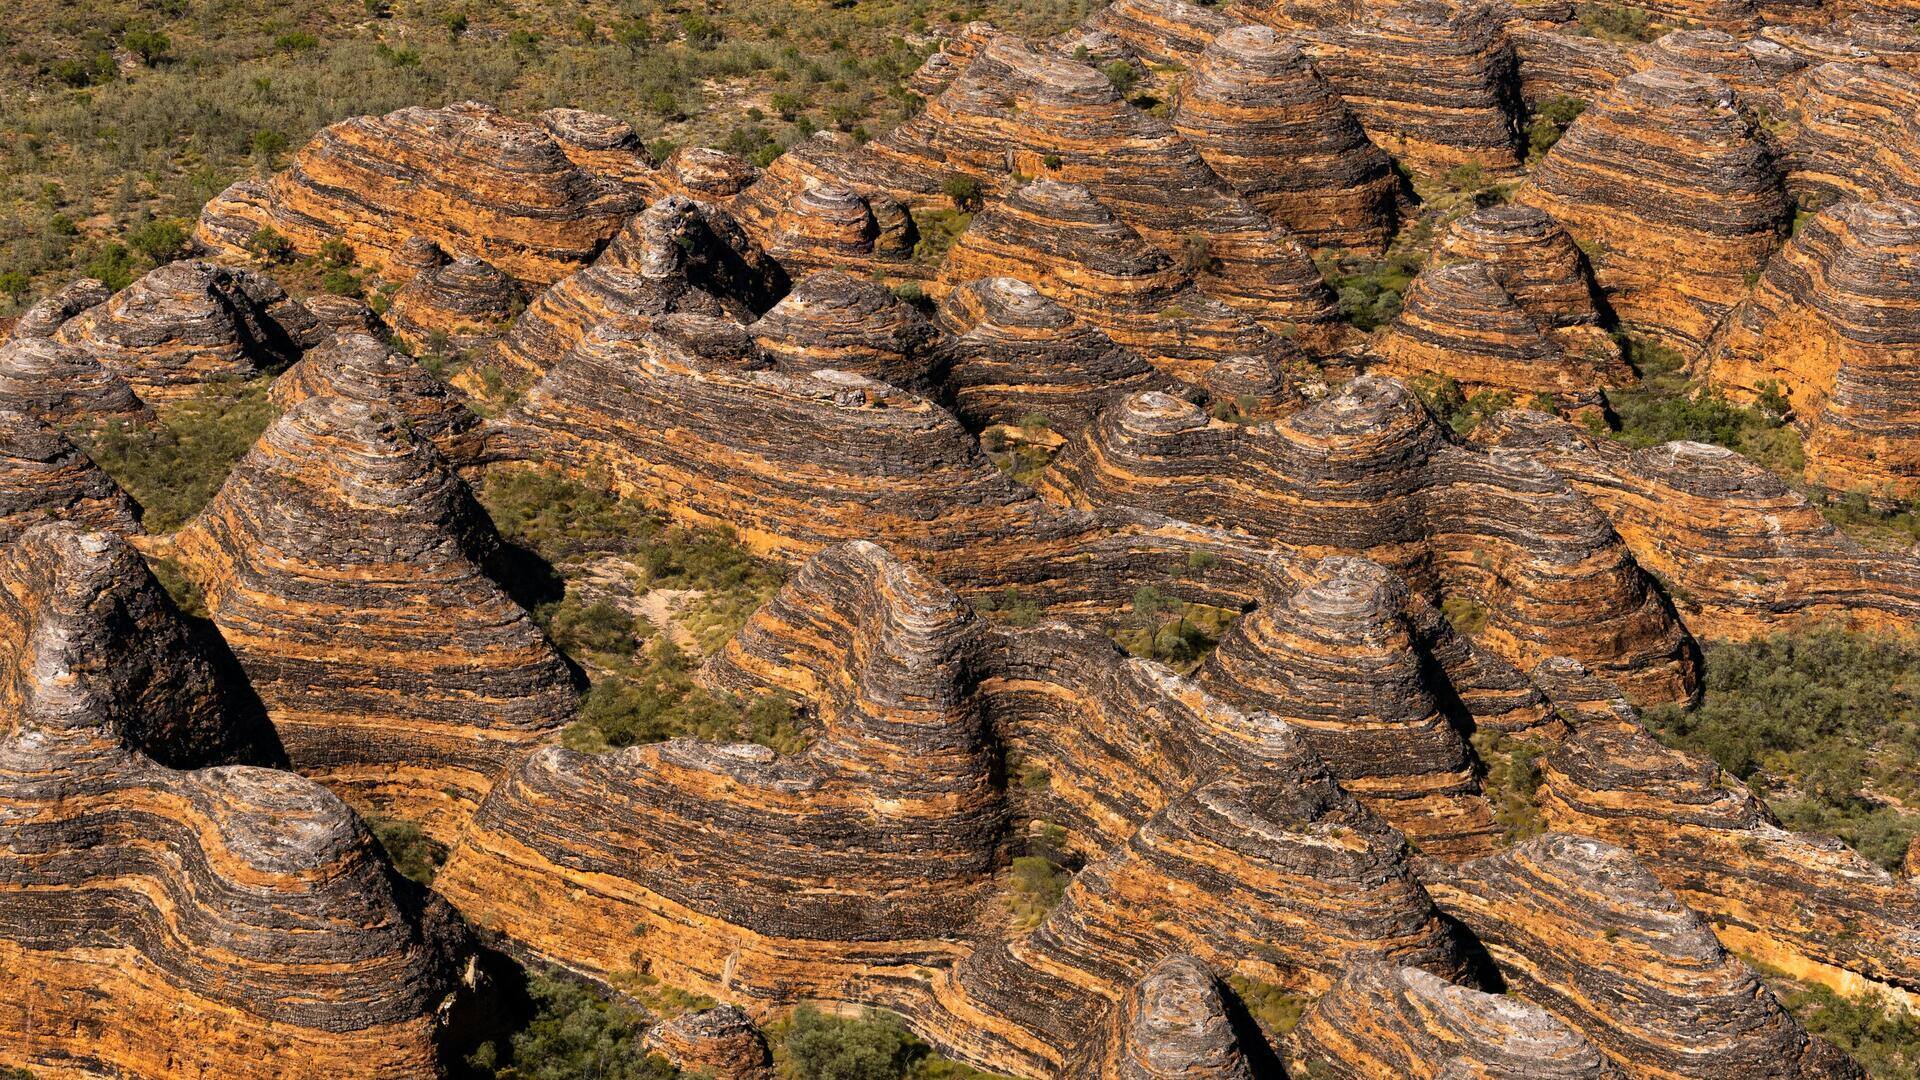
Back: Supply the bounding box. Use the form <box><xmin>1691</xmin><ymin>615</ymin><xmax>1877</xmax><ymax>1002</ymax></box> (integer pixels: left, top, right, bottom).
<box><xmin>537</xmin><ymin>106</ymin><xmax>655</xmax><ymax>193</ymax></box>
<box><xmin>0</xmin><ymin>523</ymin><xmax>470</xmax><ymax>1079</ymax></box>
<box><xmin>1703</xmin><ymin>198</ymin><xmax>1920</xmax><ymax>500</ymax></box>
<box><xmin>1286</xmin><ymin>957</ymin><xmax>1617</xmax><ymax>1079</ymax></box>
<box><xmin>54</xmin><ymin>260</ymin><xmax>320</xmax><ymax>401</ymax></box>
<box><xmin>647</xmin><ymin>1006</ymin><xmax>775</xmax><ymax>1080</ymax></box>
<box><xmin>1041</xmin><ymin>378</ymin><xmax>1697</xmax><ymax>704</ymax></box>
<box><xmin>1172</xmin><ymin>26</ymin><xmax>1400</xmax><ymax>250</ymax></box>
<box><xmin>271</xmin><ymin>331</ymin><xmax>488</xmax><ymax>467</ymax></box>
<box><xmin>1769</xmin><ymin>63</ymin><xmax>1920</xmax><ymax>205</ymax></box>
<box><xmin>7</xmin><ymin>276</ymin><xmax>112</xmax><ymax>339</ymax></box>
<box><xmin>1477</xmin><ymin>409</ymin><xmax>1920</xmax><ymax>636</ymax></box>
<box><xmin>936</xmin><ymin>276</ymin><xmax>1176</xmax><ymax>431</ymax></box>
<box><xmin>1068</xmin><ymin>956</ymin><xmax>1252</xmax><ymax>1080</ymax></box>
<box><xmin>0</xmin><ymin>409</ymin><xmax>141</xmax><ymax>541</ymax></box>
<box><xmin>1539</xmin><ymin>709</ymin><xmax>1920</xmax><ymax>1010</ymax></box>
<box><xmin>1081</xmin><ymin>0</ymin><xmax>1235</xmax><ymax>66</ymax></box>
<box><xmin>170</xmin><ymin>394</ymin><xmax>577</xmax><ymax>839</ymax></box>
<box><xmin>1302</xmin><ymin>0</ymin><xmax>1526</xmax><ymax>179</ymax></box>
<box><xmin>751</xmin><ymin>270</ymin><xmax>950</xmax><ymax>392</ymax></box>
<box><xmin>195</xmin><ymin>101</ymin><xmax>644</xmax><ymax>288</ymax></box>
<box><xmin>654</xmin><ymin>146</ymin><xmax>761</xmax><ymax>206</ymax></box>
<box><xmin>1518</xmin><ymin>68</ymin><xmax>1788</xmax><ymax>352</ymax></box>
<box><xmin>0</xmin><ymin>334</ymin><xmax>150</xmax><ymax>427</ymax></box>
<box><xmin>1434</xmin><ymin>204</ymin><xmax>1619</xmax><ymax>353</ymax></box>
<box><xmin>1422</xmin><ymin>833</ymin><xmax>1863</xmax><ymax>1078</ymax></box>
<box><xmin>388</xmin><ymin>251</ymin><xmax>521</xmax><ymax>353</ymax></box>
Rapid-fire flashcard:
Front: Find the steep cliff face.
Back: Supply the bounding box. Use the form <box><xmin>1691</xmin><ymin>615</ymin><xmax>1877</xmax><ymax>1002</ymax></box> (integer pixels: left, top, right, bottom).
<box><xmin>1477</xmin><ymin>410</ymin><xmax>1920</xmax><ymax>636</ymax></box>
<box><xmin>1422</xmin><ymin>833</ymin><xmax>1863</xmax><ymax>1078</ymax></box>
<box><xmin>1704</xmin><ymin>198</ymin><xmax>1920</xmax><ymax>501</ymax></box>
<box><xmin>1286</xmin><ymin>957</ymin><xmax>1617</xmax><ymax>1079</ymax></box>
<box><xmin>0</xmin><ymin>524</ymin><xmax>470</xmax><ymax>1080</ymax></box>
<box><xmin>1539</xmin><ymin>709</ymin><xmax>1920</xmax><ymax>1011</ymax></box>
<box><xmin>1172</xmin><ymin>26</ymin><xmax>1400</xmax><ymax>250</ymax></box>
<box><xmin>170</xmin><ymin>394</ymin><xmax>577</xmax><ymax>840</ymax></box>
<box><xmin>52</xmin><ymin>260</ymin><xmax>319</xmax><ymax>401</ymax></box>
<box><xmin>1769</xmin><ymin>63</ymin><xmax>1920</xmax><ymax>206</ymax></box>
<box><xmin>195</xmin><ymin>101</ymin><xmax>644</xmax><ymax>288</ymax></box>
<box><xmin>1302</xmin><ymin>0</ymin><xmax>1526</xmax><ymax>179</ymax></box>
<box><xmin>1040</xmin><ymin>378</ymin><xmax>1697</xmax><ymax>705</ymax></box>
<box><xmin>0</xmin><ymin>409</ymin><xmax>141</xmax><ymax>541</ymax></box>
<box><xmin>1518</xmin><ymin>68</ymin><xmax>1788</xmax><ymax>353</ymax></box>
<box><xmin>935</xmin><ymin>276</ymin><xmax>1176</xmax><ymax>431</ymax></box>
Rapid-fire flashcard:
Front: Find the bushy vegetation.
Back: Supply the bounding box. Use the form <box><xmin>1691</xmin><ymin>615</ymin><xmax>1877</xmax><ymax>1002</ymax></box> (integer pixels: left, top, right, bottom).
<box><xmin>1771</xmin><ymin>977</ymin><xmax>1920</xmax><ymax>1080</ymax></box>
<box><xmin>367</xmin><ymin>815</ymin><xmax>449</xmax><ymax>886</ymax></box>
<box><xmin>461</xmin><ymin>973</ymin><xmax>679</xmax><ymax>1080</ymax></box>
<box><xmin>979</xmin><ymin>415</ymin><xmax>1058</xmax><ymax>482</ymax></box>
<box><xmin>1109</xmin><ymin>585</ymin><xmax>1237</xmax><ymax>674</ymax></box>
<box><xmin>1524</xmin><ymin>95</ymin><xmax>1585</xmax><ymax>164</ymax></box>
<box><xmin>1471</xmin><ymin>730</ymin><xmax>1547</xmax><ymax>845</ymax></box>
<box><xmin>78</xmin><ymin>376</ymin><xmax>278</xmax><ymax>531</ymax></box>
<box><xmin>1642</xmin><ymin>627</ymin><xmax>1920</xmax><ymax>872</ymax></box>
<box><xmin>1605</xmin><ymin>333</ymin><xmax>1808</xmax><ymax>479</ymax></box>
<box><xmin>1317</xmin><ymin>247</ymin><xmax>1423</xmax><ymax>332</ymax></box>
<box><xmin>1227</xmin><ymin>975</ymin><xmax>1311</xmax><ymax>1040</ymax></box>
<box><xmin>1573</xmin><ymin>2</ymin><xmax>1663</xmax><ymax>41</ymax></box>
<box><xmin>768</xmin><ymin>1006</ymin><xmax>1007</xmax><ymax>1080</ymax></box>
<box><xmin>0</xmin><ymin>0</ymin><xmax>1101</xmax><ymax>308</ymax></box>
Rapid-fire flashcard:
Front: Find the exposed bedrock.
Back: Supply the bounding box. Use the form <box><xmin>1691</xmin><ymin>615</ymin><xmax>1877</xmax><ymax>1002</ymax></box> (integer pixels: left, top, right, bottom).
<box><xmin>536</xmin><ymin>106</ymin><xmax>656</xmax><ymax>194</ymax></box>
<box><xmin>0</xmin><ymin>334</ymin><xmax>150</xmax><ymax>429</ymax></box>
<box><xmin>271</xmin><ymin>331</ymin><xmax>488</xmax><ymax>468</ymax></box>
<box><xmin>0</xmin><ymin>408</ymin><xmax>141</xmax><ymax>542</ymax></box>
<box><xmin>653</xmin><ymin>146</ymin><xmax>762</xmax><ymax>206</ymax></box>
<box><xmin>1080</xmin><ymin>0</ymin><xmax>1236</xmax><ymax>66</ymax></box>
<box><xmin>1066</xmin><ymin>957</ymin><xmax>1253</xmax><ymax>1080</ymax></box>
<box><xmin>388</xmin><ymin>251</ymin><xmax>522</xmax><ymax>353</ymax></box>
<box><xmin>195</xmin><ymin>101</ymin><xmax>645</xmax><ymax>288</ymax></box>
<box><xmin>0</xmin><ymin>523</ymin><xmax>471</xmax><ymax>1079</ymax></box>
<box><xmin>1040</xmin><ymin>377</ymin><xmax>1697</xmax><ymax>704</ymax></box>
<box><xmin>169</xmin><ymin>394</ymin><xmax>577</xmax><ymax>841</ymax></box>
<box><xmin>1433</xmin><ymin>204</ymin><xmax>1620</xmax><ymax>353</ymax></box>
<box><xmin>1538</xmin><ymin>709</ymin><xmax>1920</xmax><ymax>1010</ymax></box>
<box><xmin>1769</xmin><ymin>63</ymin><xmax>1920</xmax><ymax>206</ymax></box>
<box><xmin>53</xmin><ymin>259</ymin><xmax>320</xmax><ymax>401</ymax></box>
<box><xmin>6</xmin><ymin>276</ymin><xmax>112</xmax><ymax>340</ymax></box>
<box><xmin>1476</xmin><ymin>409</ymin><xmax>1920</xmax><ymax>636</ymax></box>
<box><xmin>1517</xmin><ymin>68</ymin><xmax>1788</xmax><ymax>353</ymax></box>
<box><xmin>753</xmin><ymin>181</ymin><xmax>923</xmax><ymax>281</ymax></box>
<box><xmin>1301</xmin><ymin>0</ymin><xmax>1527</xmax><ymax>179</ymax></box>
<box><xmin>1422</xmin><ymin>833</ymin><xmax>1864</xmax><ymax>1078</ymax></box>
<box><xmin>1198</xmin><ymin>556</ymin><xmax>1501</xmax><ymax>860</ymax></box>
<box><xmin>935</xmin><ymin>276</ymin><xmax>1177</xmax><ymax>431</ymax></box>
<box><xmin>1285</xmin><ymin>956</ymin><xmax>1618</xmax><ymax>1079</ymax></box>
<box><xmin>1172</xmin><ymin>26</ymin><xmax>1401</xmax><ymax>250</ymax></box>
<box><xmin>751</xmin><ymin>270</ymin><xmax>952</xmax><ymax>393</ymax></box>
<box><xmin>1702</xmin><ymin>198</ymin><xmax>1920</xmax><ymax>501</ymax></box>
<box><xmin>648</xmin><ymin>1007</ymin><xmax>776</xmax><ymax>1080</ymax></box>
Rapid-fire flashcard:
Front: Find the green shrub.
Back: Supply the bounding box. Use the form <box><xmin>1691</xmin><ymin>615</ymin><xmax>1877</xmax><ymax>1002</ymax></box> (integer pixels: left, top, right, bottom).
<box><xmin>122</xmin><ymin>28</ymin><xmax>172</xmax><ymax>64</ymax></box>
<box><xmin>1768</xmin><ymin>977</ymin><xmax>1920</xmax><ymax>1080</ymax></box>
<box><xmin>1101</xmin><ymin>59</ymin><xmax>1137</xmax><ymax>94</ymax></box>
<box><xmin>1228</xmin><ymin>976</ymin><xmax>1311</xmax><ymax>1038</ymax></box>
<box><xmin>367</xmin><ymin>816</ymin><xmax>448</xmax><ymax>886</ymax></box>
<box><xmin>462</xmin><ymin>974</ymin><xmax>677</xmax><ymax>1080</ymax></box>
<box><xmin>1472</xmin><ymin>730</ymin><xmax>1546</xmax><ymax>843</ymax></box>
<box><xmin>940</xmin><ymin>173</ymin><xmax>982</xmax><ymax>211</ymax></box>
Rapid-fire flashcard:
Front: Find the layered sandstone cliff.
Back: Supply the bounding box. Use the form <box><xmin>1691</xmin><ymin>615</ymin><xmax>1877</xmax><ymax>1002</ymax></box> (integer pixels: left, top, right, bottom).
<box><xmin>270</xmin><ymin>331</ymin><xmax>489</xmax><ymax>467</ymax></box>
<box><xmin>0</xmin><ymin>408</ymin><xmax>141</xmax><ymax>541</ymax></box>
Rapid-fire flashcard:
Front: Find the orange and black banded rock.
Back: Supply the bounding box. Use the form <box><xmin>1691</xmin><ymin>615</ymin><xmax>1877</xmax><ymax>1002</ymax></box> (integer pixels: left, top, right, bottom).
<box><xmin>601</xmin><ymin>195</ymin><xmax>789</xmax><ymax>316</ymax></box>
<box><xmin>7</xmin><ymin>276</ymin><xmax>111</xmax><ymax>339</ymax></box>
<box><xmin>538</xmin><ymin>106</ymin><xmax>656</xmax><ymax>193</ymax></box>
<box><xmin>1373</xmin><ymin>260</ymin><xmax>1631</xmax><ymax>402</ymax></box>
<box><xmin>0</xmin><ymin>334</ymin><xmax>150</xmax><ymax>427</ymax></box>
<box><xmin>1067</xmin><ymin>956</ymin><xmax>1252</xmax><ymax>1080</ymax></box>
<box><xmin>0</xmin><ymin>410</ymin><xmax>141</xmax><ymax>541</ymax></box>
<box><xmin>756</xmin><ymin>182</ymin><xmax>923</xmax><ymax>281</ymax></box>
<box><xmin>1301</xmin><ymin>0</ymin><xmax>1526</xmax><ymax>179</ymax></box>
<box><xmin>1517</xmin><ymin>68</ymin><xmax>1787</xmax><ymax>353</ymax></box>
<box><xmin>865</xmin><ymin>40</ymin><xmax>1341</xmax><ymax>339</ymax></box>
<box><xmin>1171</xmin><ymin>26</ymin><xmax>1400</xmax><ymax>250</ymax></box>
<box><xmin>1080</xmin><ymin>0</ymin><xmax>1236</xmax><ymax>67</ymax></box>
<box><xmin>1539</xmin><ymin>717</ymin><xmax>1920</xmax><ymax>1010</ymax></box>
<box><xmin>1199</xmin><ymin>556</ymin><xmax>1500</xmax><ymax>860</ymax></box>
<box><xmin>751</xmin><ymin>270</ymin><xmax>951</xmax><ymax>392</ymax></box>
<box><xmin>438</xmin><ymin>540</ymin><xmax>1004</xmax><ymax>989</ymax></box>
<box><xmin>1508</xmin><ymin>22</ymin><xmax>1637</xmax><ymax>107</ymax></box>
<box><xmin>935</xmin><ymin>276</ymin><xmax>1175</xmax><ymax>431</ymax></box>
<box><xmin>1423</xmin><ymin>833</ymin><xmax>1863</xmax><ymax>1079</ymax></box>
<box><xmin>1041</xmin><ymin>379</ymin><xmax>1697</xmax><ymax>705</ymax></box>
<box><xmin>170</xmin><ymin>394</ymin><xmax>577</xmax><ymax>840</ymax></box>
<box><xmin>937</xmin><ymin>181</ymin><xmax>1298</xmax><ymax>382</ymax></box>
<box><xmin>1703</xmin><ymin>199</ymin><xmax>1920</xmax><ymax>501</ymax></box>
<box><xmin>304</xmin><ymin>292</ymin><xmax>390</xmax><ymax>339</ymax></box>
<box><xmin>0</xmin><ymin>523</ymin><xmax>472</xmax><ymax>1079</ymax></box>
<box><xmin>195</xmin><ymin>101</ymin><xmax>644</xmax><ymax>288</ymax></box>
<box><xmin>1434</xmin><ymin>205</ymin><xmax>1614</xmax><ymax>349</ymax></box>
<box><xmin>388</xmin><ymin>253</ymin><xmax>522</xmax><ymax>353</ymax></box>
<box><xmin>647</xmin><ymin>1007</ymin><xmax>775</xmax><ymax>1080</ymax></box>
<box><xmin>654</xmin><ymin>146</ymin><xmax>761</xmax><ymax>206</ymax></box>
<box><xmin>909</xmin><ymin>21</ymin><xmax>1008</xmax><ymax>97</ymax></box>
<box><xmin>271</xmin><ymin>332</ymin><xmax>488</xmax><ymax>468</ymax></box>
<box><xmin>1632</xmin><ymin>28</ymin><xmax>1789</xmax><ymax>102</ymax></box>
<box><xmin>1285</xmin><ymin>957</ymin><xmax>1617</xmax><ymax>1079</ymax></box>
<box><xmin>1768</xmin><ymin>63</ymin><xmax>1920</xmax><ymax>206</ymax></box>
<box><xmin>1476</xmin><ymin>410</ymin><xmax>1920</xmax><ymax>637</ymax></box>
<box><xmin>54</xmin><ymin>260</ymin><xmax>320</xmax><ymax>401</ymax></box>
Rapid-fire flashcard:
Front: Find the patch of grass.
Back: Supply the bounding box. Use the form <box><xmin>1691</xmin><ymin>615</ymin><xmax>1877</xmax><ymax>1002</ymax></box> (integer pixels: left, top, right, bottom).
<box><xmin>1606</xmin><ymin>333</ymin><xmax>1807</xmax><ymax>479</ymax></box>
<box><xmin>910</xmin><ymin>207</ymin><xmax>972</xmax><ymax>265</ymax></box>
<box><xmin>1110</xmin><ymin>586</ymin><xmax>1237</xmax><ymax>674</ymax></box>
<box><xmin>1573</xmin><ymin>3</ymin><xmax>1663</xmax><ymax>42</ymax></box>
<box><xmin>78</xmin><ymin>377</ymin><xmax>278</xmax><ymax>532</ymax></box>
<box><xmin>477</xmin><ymin>466</ymin><xmax>661</xmax><ymax>564</ymax></box>
<box><xmin>1751</xmin><ymin>966</ymin><xmax>1920</xmax><ymax>1080</ymax></box>
<box><xmin>1642</xmin><ymin>627</ymin><xmax>1920</xmax><ymax>872</ymax></box>
<box><xmin>1227</xmin><ymin>975</ymin><xmax>1311</xmax><ymax>1040</ymax></box>
<box><xmin>1440</xmin><ymin>595</ymin><xmax>1491</xmax><ymax>636</ymax></box>
<box><xmin>367</xmin><ymin>815</ymin><xmax>448</xmax><ymax>887</ymax></box>
<box><xmin>1525</xmin><ymin>95</ymin><xmax>1586</xmax><ymax>164</ymax></box>
<box><xmin>765</xmin><ymin>1005</ymin><xmax>1009</xmax><ymax>1080</ymax></box>
<box><xmin>1002</xmin><ymin>854</ymin><xmax>1068</xmax><ymax>932</ymax></box>
<box><xmin>1471</xmin><ymin>730</ymin><xmax>1547</xmax><ymax>844</ymax></box>
<box><xmin>972</xmin><ymin>587</ymin><xmax>1041</xmax><ymax>628</ymax></box>
<box><xmin>979</xmin><ymin>422</ymin><xmax>1057</xmax><ymax>483</ymax></box>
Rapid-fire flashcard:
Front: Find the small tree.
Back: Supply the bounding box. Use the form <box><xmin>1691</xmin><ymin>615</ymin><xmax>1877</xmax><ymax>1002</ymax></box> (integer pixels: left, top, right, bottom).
<box><xmin>940</xmin><ymin>173</ymin><xmax>981</xmax><ymax>211</ymax></box>
<box><xmin>127</xmin><ymin>218</ymin><xmax>188</xmax><ymax>263</ymax></box>
<box><xmin>1102</xmin><ymin>59</ymin><xmax>1138</xmax><ymax>95</ymax></box>
<box><xmin>122</xmin><ymin>28</ymin><xmax>172</xmax><ymax>64</ymax></box>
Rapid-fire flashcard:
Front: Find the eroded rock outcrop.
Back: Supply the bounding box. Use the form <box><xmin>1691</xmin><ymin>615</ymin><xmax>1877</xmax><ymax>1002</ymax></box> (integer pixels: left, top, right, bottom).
<box><xmin>0</xmin><ymin>409</ymin><xmax>140</xmax><ymax>541</ymax></box>
<box><xmin>195</xmin><ymin>101</ymin><xmax>644</xmax><ymax>288</ymax></box>
<box><xmin>170</xmin><ymin>394</ymin><xmax>577</xmax><ymax>839</ymax></box>
<box><xmin>1172</xmin><ymin>26</ymin><xmax>1400</xmax><ymax>250</ymax></box>
<box><xmin>1422</xmin><ymin>833</ymin><xmax>1862</xmax><ymax>1078</ymax></box>
<box><xmin>751</xmin><ymin>270</ymin><xmax>950</xmax><ymax>392</ymax></box>
<box><xmin>388</xmin><ymin>252</ymin><xmax>521</xmax><ymax>353</ymax></box>
<box><xmin>1068</xmin><ymin>957</ymin><xmax>1252</xmax><ymax>1080</ymax></box>
<box><xmin>270</xmin><ymin>331</ymin><xmax>488</xmax><ymax>467</ymax></box>
<box><xmin>7</xmin><ymin>276</ymin><xmax>111</xmax><ymax>339</ymax></box>
<box><xmin>54</xmin><ymin>260</ymin><xmax>320</xmax><ymax>401</ymax></box>
<box><xmin>1518</xmin><ymin>68</ymin><xmax>1787</xmax><ymax>352</ymax></box>
<box><xmin>1703</xmin><ymin>198</ymin><xmax>1920</xmax><ymax>500</ymax></box>
<box><xmin>0</xmin><ymin>523</ymin><xmax>470</xmax><ymax>1079</ymax></box>
<box><xmin>1286</xmin><ymin>957</ymin><xmax>1617</xmax><ymax>1079</ymax></box>
<box><xmin>0</xmin><ymin>334</ymin><xmax>149</xmax><ymax>427</ymax></box>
